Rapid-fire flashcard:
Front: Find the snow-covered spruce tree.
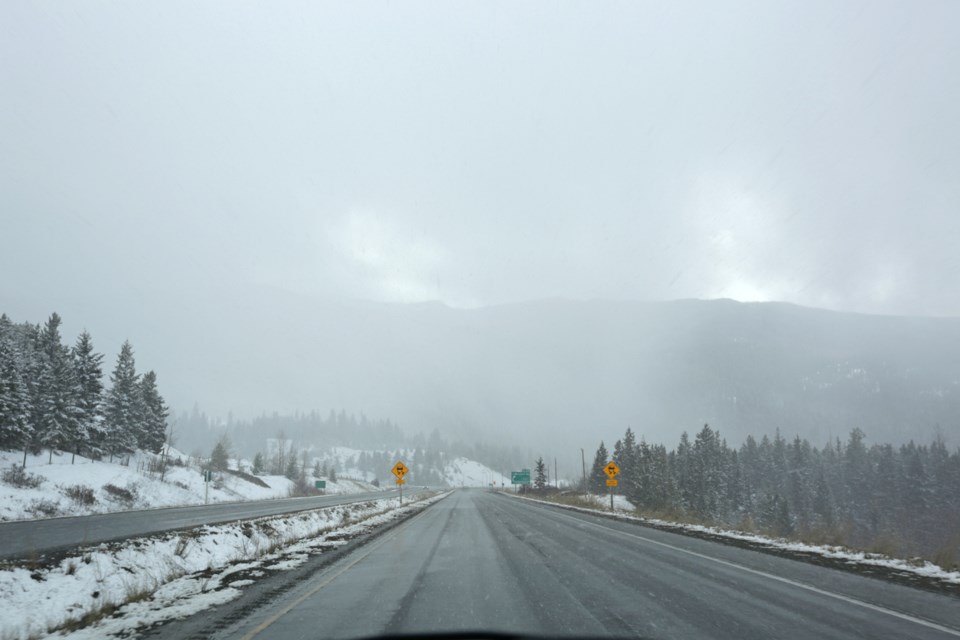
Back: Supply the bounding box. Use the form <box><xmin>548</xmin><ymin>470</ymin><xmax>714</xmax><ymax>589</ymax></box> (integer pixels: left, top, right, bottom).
<box><xmin>0</xmin><ymin>327</ymin><xmax>33</xmax><ymax>457</ymax></box>
<box><xmin>104</xmin><ymin>340</ymin><xmax>140</xmax><ymax>462</ymax></box>
<box><xmin>618</xmin><ymin>427</ymin><xmax>638</xmax><ymax>496</ymax></box>
<box><xmin>284</xmin><ymin>449</ymin><xmax>299</xmax><ymax>480</ymax></box>
<box><xmin>534</xmin><ymin>457</ymin><xmax>547</xmax><ymax>491</ymax></box>
<box><xmin>36</xmin><ymin>313</ymin><xmax>83</xmax><ymax>463</ymax></box>
<box><xmin>589</xmin><ymin>441</ymin><xmax>609</xmax><ymax>494</ymax></box>
<box><xmin>72</xmin><ymin>331</ymin><xmax>105</xmax><ymax>460</ymax></box>
<box><xmin>137</xmin><ymin>370</ymin><xmax>168</xmax><ymax>454</ymax></box>
<box><xmin>210</xmin><ymin>437</ymin><xmax>230</xmax><ymax>471</ymax></box>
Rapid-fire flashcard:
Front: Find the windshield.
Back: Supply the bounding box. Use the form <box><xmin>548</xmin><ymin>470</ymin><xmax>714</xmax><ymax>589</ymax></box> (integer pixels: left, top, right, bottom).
<box><xmin>1</xmin><ymin>2</ymin><xmax>959</xmax><ymax>639</ymax></box>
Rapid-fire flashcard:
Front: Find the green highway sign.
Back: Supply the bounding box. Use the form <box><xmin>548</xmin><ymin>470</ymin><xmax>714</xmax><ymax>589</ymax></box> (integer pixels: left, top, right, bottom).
<box><xmin>511</xmin><ymin>469</ymin><xmax>531</xmax><ymax>485</ymax></box>
<box><xmin>315</xmin><ymin>480</ymin><xmax>326</xmax><ymax>489</ymax></box>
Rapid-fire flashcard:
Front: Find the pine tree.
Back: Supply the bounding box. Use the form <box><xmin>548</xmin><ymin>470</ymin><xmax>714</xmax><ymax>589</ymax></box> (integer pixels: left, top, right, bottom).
<box><xmin>619</xmin><ymin>428</ymin><xmax>638</xmax><ymax>496</ymax></box>
<box><xmin>0</xmin><ymin>329</ymin><xmax>32</xmax><ymax>455</ymax></box>
<box><xmin>252</xmin><ymin>452</ymin><xmax>265</xmax><ymax>475</ymax></box>
<box><xmin>72</xmin><ymin>331</ymin><xmax>104</xmax><ymax>460</ymax></box>
<box><xmin>210</xmin><ymin>438</ymin><xmax>230</xmax><ymax>471</ymax></box>
<box><xmin>589</xmin><ymin>441</ymin><xmax>609</xmax><ymax>494</ymax></box>
<box><xmin>534</xmin><ymin>457</ymin><xmax>547</xmax><ymax>491</ymax></box>
<box><xmin>36</xmin><ymin>313</ymin><xmax>82</xmax><ymax>462</ymax></box>
<box><xmin>104</xmin><ymin>341</ymin><xmax>140</xmax><ymax>461</ymax></box>
<box><xmin>285</xmin><ymin>449</ymin><xmax>299</xmax><ymax>480</ymax></box>
<box><xmin>138</xmin><ymin>371</ymin><xmax>168</xmax><ymax>453</ymax></box>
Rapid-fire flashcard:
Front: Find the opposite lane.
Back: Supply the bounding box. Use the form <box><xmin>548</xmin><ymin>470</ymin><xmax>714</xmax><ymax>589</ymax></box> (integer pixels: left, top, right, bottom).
<box><xmin>0</xmin><ymin>488</ymin><xmax>419</xmax><ymax>559</ymax></box>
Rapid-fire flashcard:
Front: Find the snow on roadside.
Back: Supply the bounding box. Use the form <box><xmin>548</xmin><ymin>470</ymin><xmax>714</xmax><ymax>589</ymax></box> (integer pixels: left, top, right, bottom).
<box><xmin>513</xmin><ymin>493</ymin><xmax>960</xmax><ymax>587</ymax></box>
<box><xmin>0</xmin><ymin>491</ymin><xmax>449</xmax><ymax>640</ymax></box>
<box><xmin>578</xmin><ymin>493</ymin><xmax>635</xmax><ymax>511</ymax></box>
<box><xmin>0</xmin><ymin>450</ymin><xmax>295</xmax><ymax>522</ymax></box>
<box><xmin>0</xmin><ymin>449</ymin><xmax>385</xmax><ymax>523</ymax></box>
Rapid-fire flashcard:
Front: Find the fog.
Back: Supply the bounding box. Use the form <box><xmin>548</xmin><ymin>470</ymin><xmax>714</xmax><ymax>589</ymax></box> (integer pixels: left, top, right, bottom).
<box><xmin>2</xmin><ymin>2</ymin><xmax>959</xmax><ymax>457</ymax></box>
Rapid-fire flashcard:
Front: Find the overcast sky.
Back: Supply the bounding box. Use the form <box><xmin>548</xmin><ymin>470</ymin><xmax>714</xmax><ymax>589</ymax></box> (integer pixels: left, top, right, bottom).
<box><xmin>3</xmin><ymin>0</ymin><xmax>959</xmax><ymax>317</ymax></box>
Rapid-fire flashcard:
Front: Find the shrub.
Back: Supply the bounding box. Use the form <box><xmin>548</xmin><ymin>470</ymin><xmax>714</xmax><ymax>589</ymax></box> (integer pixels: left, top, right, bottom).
<box><xmin>103</xmin><ymin>483</ymin><xmax>136</xmax><ymax>505</ymax></box>
<box><xmin>2</xmin><ymin>465</ymin><xmax>45</xmax><ymax>489</ymax></box>
<box><xmin>65</xmin><ymin>484</ymin><xmax>96</xmax><ymax>507</ymax></box>
<box><xmin>28</xmin><ymin>499</ymin><xmax>60</xmax><ymax>518</ymax></box>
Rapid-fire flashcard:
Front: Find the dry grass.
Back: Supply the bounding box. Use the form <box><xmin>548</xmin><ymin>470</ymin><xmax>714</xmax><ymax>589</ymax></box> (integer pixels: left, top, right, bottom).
<box><xmin>932</xmin><ymin>536</ymin><xmax>960</xmax><ymax>572</ymax></box>
<box><xmin>868</xmin><ymin>533</ymin><xmax>901</xmax><ymax>558</ymax></box>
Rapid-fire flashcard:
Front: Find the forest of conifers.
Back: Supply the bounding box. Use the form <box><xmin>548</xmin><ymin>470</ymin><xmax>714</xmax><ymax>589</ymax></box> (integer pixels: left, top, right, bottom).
<box><xmin>587</xmin><ymin>425</ymin><xmax>960</xmax><ymax>566</ymax></box>
<box><xmin>0</xmin><ymin>313</ymin><xmax>169</xmax><ymax>462</ymax></box>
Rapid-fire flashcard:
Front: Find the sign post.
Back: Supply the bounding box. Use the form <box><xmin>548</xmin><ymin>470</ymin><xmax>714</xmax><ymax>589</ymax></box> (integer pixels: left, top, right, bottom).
<box><xmin>603</xmin><ymin>461</ymin><xmax>620</xmax><ymax>511</ymax></box>
<box><xmin>510</xmin><ymin>469</ymin><xmax>531</xmax><ymax>492</ymax></box>
<box><xmin>392</xmin><ymin>461</ymin><xmax>409</xmax><ymax>505</ymax></box>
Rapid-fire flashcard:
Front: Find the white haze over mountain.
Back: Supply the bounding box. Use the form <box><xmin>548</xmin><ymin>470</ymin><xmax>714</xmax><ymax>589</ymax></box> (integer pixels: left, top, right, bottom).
<box><xmin>7</xmin><ymin>287</ymin><xmax>958</xmax><ymax>461</ymax></box>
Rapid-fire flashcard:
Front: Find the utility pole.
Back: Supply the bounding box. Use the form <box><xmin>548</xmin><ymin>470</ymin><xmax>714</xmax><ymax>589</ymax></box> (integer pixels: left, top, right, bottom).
<box><xmin>580</xmin><ymin>448</ymin><xmax>586</xmax><ymax>491</ymax></box>
<box><xmin>554</xmin><ymin>457</ymin><xmax>558</xmax><ymax>489</ymax></box>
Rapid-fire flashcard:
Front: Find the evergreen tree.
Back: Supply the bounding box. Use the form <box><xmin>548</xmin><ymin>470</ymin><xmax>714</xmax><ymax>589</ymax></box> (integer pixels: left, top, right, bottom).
<box><xmin>285</xmin><ymin>449</ymin><xmax>299</xmax><ymax>480</ymax></box>
<box><xmin>0</xmin><ymin>328</ymin><xmax>32</xmax><ymax>455</ymax></box>
<box><xmin>252</xmin><ymin>452</ymin><xmax>265</xmax><ymax>475</ymax></box>
<box><xmin>36</xmin><ymin>313</ymin><xmax>82</xmax><ymax>461</ymax></box>
<box><xmin>619</xmin><ymin>428</ymin><xmax>638</xmax><ymax>495</ymax></box>
<box><xmin>72</xmin><ymin>331</ymin><xmax>104</xmax><ymax>459</ymax></box>
<box><xmin>589</xmin><ymin>441</ymin><xmax>609</xmax><ymax>494</ymax></box>
<box><xmin>104</xmin><ymin>341</ymin><xmax>140</xmax><ymax>461</ymax></box>
<box><xmin>210</xmin><ymin>437</ymin><xmax>230</xmax><ymax>471</ymax></box>
<box><xmin>138</xmin><ymin>371</ymin><xmax>168</xmax><ymax>453</ymax></box>
<box><xmin>534</xmin><ymin>456</ymin><xmax>547</xmax><ymax>491</ymax></box>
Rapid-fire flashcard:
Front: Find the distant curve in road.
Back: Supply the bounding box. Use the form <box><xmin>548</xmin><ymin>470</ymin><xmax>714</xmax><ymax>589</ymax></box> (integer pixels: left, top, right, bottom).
<box><xmin>169</xmin><ymin>489</ymin><xmax>960</xmax><ymax>640</ymax></box>
<box><xmin>0</xmin><ymin>488</ymin><xmax>422</xmax><ymax>560</ymax></box>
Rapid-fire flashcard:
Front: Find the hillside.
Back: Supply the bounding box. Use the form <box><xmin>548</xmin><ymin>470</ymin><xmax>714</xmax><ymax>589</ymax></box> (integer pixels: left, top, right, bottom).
<box><xmin>0</xmin><ymin>447</ymin><xmax>381</xmax><ymax>522</ymax></box>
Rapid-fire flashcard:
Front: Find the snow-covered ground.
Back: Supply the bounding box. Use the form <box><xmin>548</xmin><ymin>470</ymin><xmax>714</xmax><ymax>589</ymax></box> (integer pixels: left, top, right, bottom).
<box><xmin>514</xmin><ymin>493</ymin><xmax>960</xmax><ymax>587</ymax></box>
<box><xmin>442</xmin><ymin>457</ymin><xmax>510</xmax><ymax>487</ymax></box>
<box><xmin>579</xmin><ymin>493</ymin><xmax>635</xmax><ymax>511</ymax></box>
<box><xmin>295</xmin><ymin>445</ymin><xmax>510</xmax><ymax>488</ymax></box>
<box><xmin>0</xmin><ymin>491</ymin><xmax>448</xmax><ymax>640</ymax></box>
<box><xmin>0</xmin><ymin>448</ymin><xmax>379</xmax><ymax>522</ymax></box>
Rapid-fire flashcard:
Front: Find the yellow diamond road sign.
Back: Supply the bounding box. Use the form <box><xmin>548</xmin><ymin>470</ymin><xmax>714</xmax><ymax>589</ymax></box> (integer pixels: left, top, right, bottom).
<box><xmin>604</xmin><ymin>461</ymin><xmax>620</xmax><ymax>478</ymax></box>
<box><xmin>392</xmin><ymin>461</ymin><xmax>409</xmax><ymax>478</ymax></box>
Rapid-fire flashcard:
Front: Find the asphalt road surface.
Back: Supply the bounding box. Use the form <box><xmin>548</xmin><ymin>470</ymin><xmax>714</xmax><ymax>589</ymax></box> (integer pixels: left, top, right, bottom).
<box><xmin>0</xmin><ymin>488</ymin><xmax>417</xmax><ymax>560</ymax></box>
<box><xmin>177</xmin><ymin>489</ymin><xmax>960</xmax><ymax>640</ymax></box>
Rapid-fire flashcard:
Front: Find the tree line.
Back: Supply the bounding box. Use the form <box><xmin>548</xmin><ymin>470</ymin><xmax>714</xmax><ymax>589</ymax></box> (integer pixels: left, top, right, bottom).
<box><xmin>587</xmin><ymin>425</ymin><xmax>960</xmax><ymax>564</ymax></box>
<box><xmin>0</xmin><ymin>312</ymin><xmax>169</xmax><ymax>465</ymax></box>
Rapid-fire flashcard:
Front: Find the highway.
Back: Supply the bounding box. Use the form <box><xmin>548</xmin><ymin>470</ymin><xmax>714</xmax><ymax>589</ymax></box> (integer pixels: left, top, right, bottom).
<box><xmin>154</xmin><ymin>489</ymin><xmax>960</xmax><ymax>640</ymax></box>
<box><xmin>0</xmin><ymin>489</ymin><xmax>413</xmax><ymax>560</ymax></box>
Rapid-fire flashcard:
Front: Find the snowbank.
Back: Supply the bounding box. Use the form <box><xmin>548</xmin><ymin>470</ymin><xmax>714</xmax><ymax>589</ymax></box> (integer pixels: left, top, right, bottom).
<box><xmin>0</xmin><ymin>491</ymin><xmax>449</xmax><ymax>639</ymax></box>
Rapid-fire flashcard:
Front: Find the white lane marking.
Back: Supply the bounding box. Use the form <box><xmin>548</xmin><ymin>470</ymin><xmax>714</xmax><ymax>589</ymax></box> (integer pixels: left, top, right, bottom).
<box><xmin>528</xmin><ymin>502</ymin><xmax>960</xmax><ymax>637</ymax></box>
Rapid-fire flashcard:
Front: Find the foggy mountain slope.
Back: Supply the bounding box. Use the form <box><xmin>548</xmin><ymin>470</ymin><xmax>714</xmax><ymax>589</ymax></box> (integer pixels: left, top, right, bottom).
<box><xmin>11</xmin><ymin>287</ymin><xmax>959</xmax><ymax>450</ymax></box>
